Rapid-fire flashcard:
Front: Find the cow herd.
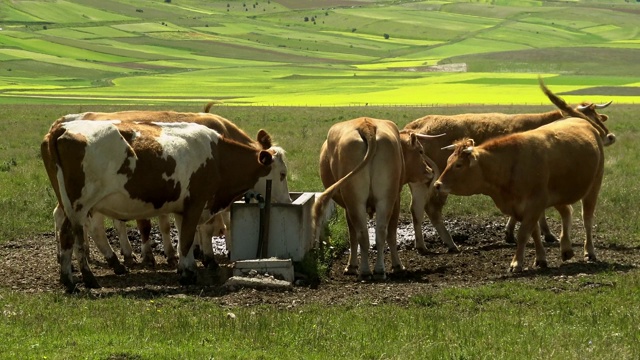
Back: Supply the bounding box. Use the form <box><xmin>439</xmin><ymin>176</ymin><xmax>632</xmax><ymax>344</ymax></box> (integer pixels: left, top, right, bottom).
<box><xmin>41</xmin><ymin>79</ymin><xmax>615</xmax><ymax>292</ymax></box>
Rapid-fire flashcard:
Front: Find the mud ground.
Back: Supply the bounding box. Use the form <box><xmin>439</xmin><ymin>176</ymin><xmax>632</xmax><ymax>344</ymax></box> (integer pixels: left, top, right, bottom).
<box><xmin>1</xmin><ymin>215</ymin><xmax>637</xmax><ymax>307</ymax></box>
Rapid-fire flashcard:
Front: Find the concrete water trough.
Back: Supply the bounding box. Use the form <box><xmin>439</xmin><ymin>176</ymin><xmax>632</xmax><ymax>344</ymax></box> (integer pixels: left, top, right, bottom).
<box><xmin>229</xmin><ymin>192</ymin><xmax>334</xmax><ymax>262</ymax></box>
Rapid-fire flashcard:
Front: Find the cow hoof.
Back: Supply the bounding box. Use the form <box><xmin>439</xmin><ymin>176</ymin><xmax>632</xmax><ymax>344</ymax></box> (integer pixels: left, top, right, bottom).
<box><xmin>60</xmin><ymin>275</ymin><xmax>78</xmax><ymax>293</ymax></box>
<box><xmin>124</xmin><ymin>255</ymin><xmax>138</xmax><ymax>268</ymax></box>
<box><xmin>584</xmin><ymin>253</ymin><xmax>597</xmax><ymax>262</ymax></box>
<box><xmin>166</xmin><ymin>255</ymin><xmax>178</xmax><ymax>269</ymax></box>
<box><xmin>392</xmin><ymin>265</ymin><xmax>406</xmax><ymax>273</ymax></box>
<box><xmin>203</xmin><ymin>255</ymin><xmax>219</xmax><ymax>270</ymax></box>
<box><xmin>343</xmin><ymin>265</ymin><xmax>359</xmax><ymax>276</ymax></box>
<box><xmin>193</xmin><ymin>245</ymin><xmax>203</xmax><ymax>262</ymax></box>
<box><xmin>106</xmin><ymin>255</ymin><xmax>128</xmax><ymax>275</ymax></box>
<box><xmin>373</xmin><ymin>272</ymin><xmax>387</xmax><ymax>281</ymax></box>
<box><xmin>533</xmin><ymin>259</ymin><xmax>548</xmax><ymax>268</ymax></box>
<box><xmin>178</xmin><ymin>269</ymin><xmax>197</xmax><ymax>285</ymax></box>
<box><xmin>561</xmin><ymin>249</ymin><xmax>575</xmax><ymax>261</ymax></box>
<box><xmin>505</xmin><ymin>234</ymin><xmax>516</xmax><ymax>244</ymax></box>
<box><xmin>447</xmin><ymin>246</ymin><xmax>461</xmax><ymax>254</ymax></box>
<box><xmin>358</xmin><ymin>272</ymin><xmax>373</xmax><ymax>281</ymax></box>
<box><xmin>141</xmin><ymin>252</ymin><xmax>156</xmax><ymax>268</ymax></box>
<box><xmin>544</xmin><ymin>234</ymin><xmax>559</xmax><ymax>244</ymax></box>
<box><xmin>509</xmin><ymin>263</ymin><xmax>523</xmax><ymax>273</ymax></box>
<box><xmin>416</xmin><ymin>247</ymin><xmax>430</xmax><ymax>256</ymax></box>
<box><xmin>80</xmin><ymin>269</ymin><xmax>101</xmax><ymax>289</ymax></box>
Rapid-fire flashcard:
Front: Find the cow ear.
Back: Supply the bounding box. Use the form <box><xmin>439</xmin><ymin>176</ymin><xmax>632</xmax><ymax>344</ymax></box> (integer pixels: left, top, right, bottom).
<box><xmin>259</xmin><ymin>150</ymin><xmax>274</xmax><ymax>166</ymax></box>
<box><xmin>410</xmin><ymin>132</ymin><xmax>419</xmax><ymax>146</ymax></box>
<box><xmin>600</xmin><ymin>114</ymin><xmax>609</xmax><ymax>122</ymax></box>
<box><xmin>257</xmin><ymin>129</ymin><xmax>272</xmax><ymax>150</ymax></box>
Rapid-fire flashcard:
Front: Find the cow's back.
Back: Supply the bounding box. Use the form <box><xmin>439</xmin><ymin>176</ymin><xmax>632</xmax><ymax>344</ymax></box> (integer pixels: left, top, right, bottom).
<box><xmin>482</xmin><ymin>118</ymin><xmax>604</xmax><ymax>207</ymax></box>
<box><xmin>320</xmin><ymin>118</ymin><xmax>403</xmax><ymax>208</ymax></box>
<box><xmin>405</xmin><ymin>112</ymin><xmax>562</xmax><ymax>172</ymax></box>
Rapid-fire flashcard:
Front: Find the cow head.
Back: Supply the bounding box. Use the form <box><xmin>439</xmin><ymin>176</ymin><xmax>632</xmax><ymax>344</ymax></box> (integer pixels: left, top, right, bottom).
<box><xmin>253</xmin><ymin>146</ymin><xmax>292</xmax><ymax>203</ymax></box>
<box><xmin>434</xmin><ymin>138</ymin><xmax>480</xmax><ymax>195</ymax></box>
<box><xmin>399</xmin><ymin>130</ymin><xmax>438</xmax><ymax>185</ymax></box>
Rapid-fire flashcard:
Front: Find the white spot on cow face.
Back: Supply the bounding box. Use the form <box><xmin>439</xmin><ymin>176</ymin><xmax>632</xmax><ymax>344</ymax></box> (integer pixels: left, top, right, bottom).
<box><xmin>253</xmin><ymin>146</ymin><xmax>292</xmax><ymax>203</ymax></box>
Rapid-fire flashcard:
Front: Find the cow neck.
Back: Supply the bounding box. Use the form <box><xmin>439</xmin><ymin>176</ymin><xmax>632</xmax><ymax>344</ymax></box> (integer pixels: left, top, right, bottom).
<box><xmin>474</xmin><ymin>148</ymin><xmax>513</xmax><ymax>202</ymax></box>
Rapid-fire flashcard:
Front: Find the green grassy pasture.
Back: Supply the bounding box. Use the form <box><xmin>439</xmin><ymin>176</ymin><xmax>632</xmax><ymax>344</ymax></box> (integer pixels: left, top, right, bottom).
<box><xmin>0</xmin><ymin>103</ymin><xmax>639</xmax><ymax>359</ymax></box>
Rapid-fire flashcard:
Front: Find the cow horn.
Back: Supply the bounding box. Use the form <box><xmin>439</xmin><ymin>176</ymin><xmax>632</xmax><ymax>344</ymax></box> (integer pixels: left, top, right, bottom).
<box><xmin>416</xmin><ymin>132</ymin><xmax>446</xmax><ymax>139</ymax></box>
<box><xmin>595</xmin><ymin>100</ymin><xmax>613</xmax><ymax>109</ymax></box>
<box><xmin>463</xmin><ymin>146</ymin><xmax>474</xmax><ymax>154</ymax></box>
<box><xmin>576</xmin><ymin>104</ymin><xmax>589</xmax><ymax>111</ymax></box>
<box><xmin>441</xmin><ymin>144</ymin><xmax>456</xmax><ymax>151</ymax></box>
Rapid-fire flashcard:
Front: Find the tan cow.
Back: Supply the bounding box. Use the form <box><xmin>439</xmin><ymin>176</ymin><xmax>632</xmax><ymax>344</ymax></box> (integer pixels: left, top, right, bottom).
<box><xmin>49</xmin><ymin>110</ymin><xmax>291</xmax><ymax>271</ymax></box>
<box><xmin>433</xmin><ymin>87</ymin><xmax>609</xmax><ymax>271</ymax></box>
<box><xmin>404</xmin><ymin>87</ymin><xmax>614</xmax><ymax>254</ymax></box>
<box><xmin>312</xmin><ymin>117</ymin><xmax>438</xmax><ymax>279</ymax></box>
<box><xmin>42</xmin><ymin>120</ymin><xmax>274</xmax><ymax>292</ymax></box>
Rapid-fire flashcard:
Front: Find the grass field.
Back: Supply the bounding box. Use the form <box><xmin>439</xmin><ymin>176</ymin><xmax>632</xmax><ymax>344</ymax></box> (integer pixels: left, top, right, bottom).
<box><xmin>1</xmin><ymin>1</ymin><xmax>640</xmax><ymax>358</ymax></box>
<box><xmin>1</xmin><ymin>103</ymin><xmax>640</xmax><ymax>359</ymax></box>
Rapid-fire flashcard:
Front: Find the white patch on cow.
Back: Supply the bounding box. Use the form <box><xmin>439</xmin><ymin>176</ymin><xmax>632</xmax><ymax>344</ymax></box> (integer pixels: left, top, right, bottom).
<box><xmin>152</xmin><ymin>122</ymin><xmax>220</xmax><ymax>199</ymax></box>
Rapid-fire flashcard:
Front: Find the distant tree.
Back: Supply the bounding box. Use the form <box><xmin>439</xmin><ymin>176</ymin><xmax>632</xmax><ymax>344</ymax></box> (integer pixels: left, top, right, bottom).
<box><xmin>42</xmin><ymin>25</ymin><xmax>47</xmax><ymax>30</ymax></box>
<box><xmin>164</xmin><ymin>0</ymin><xmax>171</xmax><ymax>3</ymax></box>
<box><xmin>351</xmin><ymin>28</ymin><xmax>356</xmax><ymax>32</ymax></box>
<box><xmin>383</xmin><ymin>33</ymin><xmax>390</xmax><ymax>39</ymax></box>
<box><xmin>304</xmin><ymin>16</ymin><xmax>309</xmax><ymax>22</ymax></box>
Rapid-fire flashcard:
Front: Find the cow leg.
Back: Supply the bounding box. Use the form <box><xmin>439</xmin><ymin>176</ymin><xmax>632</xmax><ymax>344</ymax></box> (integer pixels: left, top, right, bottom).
<box><xmin>53</xmin><ymin>205</ymin><xmax>65</xmax><ymax>264</ymax></box>
<box><xmin>555</xmin><ymin>205</ymin><xmax>574</xmax><ymax>261</ymax></box>
<box><xmin>87</xmin><ymin>213</ymin><xmax>127</xmax><ymax>275</ymax></box>
<box><xmin>59</xmin><ymin>218</ymin><xmax>77</xmax><ymax>292</ymax></box>
<box><xmin>372</xmin><ymin>204</ymin><xmax>393</xmax><ymax>280</ymax></box>
<box><xmin>158</xmin><ymin>214</ymin><xmax>177</xmax><ymax>268</ymax></box>
<box><xmin>175</xmin><ymin>212</ymin><xmax>202</xmax><ymax>285</ymax></box>
<box><xmin>62</xmin><ymin>216</ymin><xmax>100</xmax><ymax>291</ymax></box>
<box><xmin>221</xmin><ymin>210</ymin><xmax>232</xmax><ymax>257</ymax></box>
<box><xmin>196</xmin><ymin>224</ymin><xmax>214</xmax><ymax>268</ymax></box>
<box><xmin>386</xmin><ymin>197</ymin><xmax>404</xmax><ymax>274</ymax></box>
<box><xmin>425</xmin><ymin>191</ymin><xmax>460</xmax><ymax>253</ymax></box>
<box><xmin>582</xmin><ymin>191</ymin><xmax>600</xmax><ymax>262</ymax></box>
<box><xmin>504</xmin><ymin>216</ymin><xmax>517</xmax><ymax>244</ymax></box>
<box><xmin>137</xmin><ymin>219</ymin><xmax>156</xmax><ymax>268</ymax></box>
<box><xmin>343</xmin><ymin>215</ymin><xmax>359</xmax><ymax>276</ymax></box>
<box><xmin>346</xmin><ymin>208</ymin><xmax>371</xmax><ymax>279</ymax></box>
<box><xmin>531</xmin><ymin>223</ymin><xmax>547</xmax><ymax>268</ymax></box>
<box><xmin>539</xmin><ymin>215</ymin><xmax>558</xmax><ymax>244</ymax></box>
<box><xmin>509</xmin><ymin>216</ymin><xmax>538</xmax><ymax>272</ymax></box>
<box><xmin>408</xmin><ymin>182</ymin><xmax>430</xmax><ymax>254</ymax></box>
<box><xmin>113</xmin><ymin>219</ymin><xmax>136</xmax><ymax>267</ymax></box>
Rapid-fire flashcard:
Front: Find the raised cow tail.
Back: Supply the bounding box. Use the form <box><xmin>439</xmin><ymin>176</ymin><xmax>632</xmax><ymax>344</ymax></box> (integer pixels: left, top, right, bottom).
<box><xmin>312</xmin><ymin>121</ymin><xmax>378</xmax><ymax>245</ymax></box>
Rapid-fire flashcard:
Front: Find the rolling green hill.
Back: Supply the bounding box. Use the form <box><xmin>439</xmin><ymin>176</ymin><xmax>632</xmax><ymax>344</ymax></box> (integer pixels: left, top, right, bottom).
<box><xmin>0</xmin><ymin>0</ymin><xmax>639</xmax><ymax>105</ymax></box>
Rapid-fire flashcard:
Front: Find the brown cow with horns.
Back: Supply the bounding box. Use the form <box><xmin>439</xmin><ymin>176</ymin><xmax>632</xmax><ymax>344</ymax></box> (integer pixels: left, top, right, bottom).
<box><xmin>433</xmin><ymin>79</ymin><xmax>610</xmax><ymax>271</ymax></box>
<box><xmin>404</xmin><ymin>83</ymin><xmax>614</xmax><ymax>254</ymax></box>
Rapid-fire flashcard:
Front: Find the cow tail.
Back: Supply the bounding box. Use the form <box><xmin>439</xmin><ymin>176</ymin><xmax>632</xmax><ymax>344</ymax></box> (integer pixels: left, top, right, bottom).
<box><xmin>312</xmin><ymin>122</ymin><xmax>378</xmax><ymax>245</ymax></box>
<box><xmin>46</xmin><ymin>123</ymin><xmax>76</xmax><ymax>217</ymax></box>
<box><xmin>539</xmin><ymin>77</ymin><xmax>589</xmax><ymax>121</ymax></box>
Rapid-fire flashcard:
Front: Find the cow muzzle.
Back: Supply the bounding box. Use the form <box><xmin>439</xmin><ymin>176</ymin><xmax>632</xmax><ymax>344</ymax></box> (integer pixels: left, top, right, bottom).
<box><xmin>605</xmin><ymin>133</ymin><xmax>616</xmax><ymax>147</ymax></box>
<box><xmin>433</xmin><ymin>180</ymin><xmax>449</xmax><ymax>194</ymax></box>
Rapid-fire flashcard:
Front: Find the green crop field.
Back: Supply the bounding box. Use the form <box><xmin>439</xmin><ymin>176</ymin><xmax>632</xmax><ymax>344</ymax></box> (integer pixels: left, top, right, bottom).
<box><xmin>0</xmin><ymin>0</ymin><xmax>638</xmax><ymax>105</ymax></box>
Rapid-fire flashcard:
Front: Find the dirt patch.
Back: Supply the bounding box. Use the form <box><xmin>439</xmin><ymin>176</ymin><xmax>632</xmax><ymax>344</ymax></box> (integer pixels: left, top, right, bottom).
<box><xmin>1</xmin><ymin>215</ymin><xmax>638</xmax><ymax>307</ymax></box>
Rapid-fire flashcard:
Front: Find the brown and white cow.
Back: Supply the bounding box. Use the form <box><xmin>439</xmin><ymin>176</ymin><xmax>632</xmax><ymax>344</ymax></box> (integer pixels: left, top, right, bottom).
<box><xmin>312</xmin><ymin>117</ymin><xmax>439</xmax><ymax>279</ymax></box>
<box><xmin>404</xmin><ymin>87</ymin><xmax>614</xmax><ymax>254</ymax></box>
<box><xmin>433</xmin><ymin>88</ymin><xmax>609</xmax><ymax>271</ymax></box>
<box><xmin>49</xmin><ymin>110</ymin><xmax>291</xmax><ymax>271</ymax></box>
<box><xmin>42</xmin><ymin>120</ymin><xmax>274</xmax><ymax>292</ymax></box>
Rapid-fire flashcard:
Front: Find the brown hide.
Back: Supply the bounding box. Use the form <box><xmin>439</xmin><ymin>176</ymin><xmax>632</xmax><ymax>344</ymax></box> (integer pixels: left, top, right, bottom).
<box><xmin>434</xmin><ymin>118</ymin><xmax>604</xmax><ymax>270</ymax></box>
<box><xmin>313</xmin><ymin>117</ymin><xmax>433</xmax><ymax>278</ymax></box>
